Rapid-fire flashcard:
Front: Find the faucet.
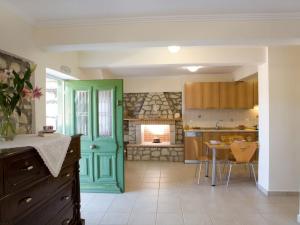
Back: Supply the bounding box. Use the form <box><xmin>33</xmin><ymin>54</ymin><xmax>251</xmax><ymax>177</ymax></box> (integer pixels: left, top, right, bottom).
<box><xmin>215</xmin><ymin>120</ymin><xmax>223</xmax><ymax>129</ymax></box>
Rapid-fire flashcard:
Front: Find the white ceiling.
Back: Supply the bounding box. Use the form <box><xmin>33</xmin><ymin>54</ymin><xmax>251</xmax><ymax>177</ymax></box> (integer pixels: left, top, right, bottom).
<box><xmin>3</xmin><ymin>0</ymin><xmax>300</xmax><ymax>22</ymax></box>
<box><xmin>100</xmin><ymin>65</ymin><xmax>240</xmax><ymax>77</ymax></box>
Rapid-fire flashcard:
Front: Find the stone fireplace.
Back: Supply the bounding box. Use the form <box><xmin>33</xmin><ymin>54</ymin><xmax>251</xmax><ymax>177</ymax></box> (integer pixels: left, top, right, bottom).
<box><xmin>141</xmin><ymin>124</ymin><xmax>172</xmax><ymax>145</ymax></box>
<box><xmin>124</xmin><ymin>92</ymin><xmax>184</xmax><ymax>162</ymax></box>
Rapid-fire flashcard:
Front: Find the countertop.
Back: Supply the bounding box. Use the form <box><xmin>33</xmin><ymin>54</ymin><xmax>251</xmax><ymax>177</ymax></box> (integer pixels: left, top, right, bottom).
<box><xmin>184</xmin><ymin>129</ymin><xmax>258</xmax><ymax>133</ymax></box>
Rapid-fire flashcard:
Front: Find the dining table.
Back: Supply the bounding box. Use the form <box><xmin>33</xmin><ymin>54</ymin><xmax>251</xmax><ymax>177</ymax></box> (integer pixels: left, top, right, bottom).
<box><xmin>204</xmin><ymin>142</ymin><xmax>231</xmax><ymax>186</ymax></box>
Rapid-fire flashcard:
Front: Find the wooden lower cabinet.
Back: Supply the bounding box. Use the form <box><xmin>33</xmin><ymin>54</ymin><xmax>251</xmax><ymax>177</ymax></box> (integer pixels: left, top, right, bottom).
<box><xmin>0</xmin><ymin>135</ymin><xmax>83</xmax><ymax>225</ymax></box>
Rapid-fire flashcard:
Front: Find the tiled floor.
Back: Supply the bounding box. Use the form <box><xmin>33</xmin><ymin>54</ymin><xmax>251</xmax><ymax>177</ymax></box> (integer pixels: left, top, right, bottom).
<box><xmin>81</xmin><ymin>161</ymin><xmax>299</xmax><ymax>225</ymax></box>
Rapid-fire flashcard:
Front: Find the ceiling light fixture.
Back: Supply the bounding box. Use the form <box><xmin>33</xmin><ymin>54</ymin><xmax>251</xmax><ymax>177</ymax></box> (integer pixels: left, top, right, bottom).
<box><xmin>168</xmin><ymin>46</ymin><xmax>181</xmax><ymax>53</ymax></box>
<box><xmin>183</xmin><ymin>65</ymin><xmax>204</xmax><ymax>73</ymax></box>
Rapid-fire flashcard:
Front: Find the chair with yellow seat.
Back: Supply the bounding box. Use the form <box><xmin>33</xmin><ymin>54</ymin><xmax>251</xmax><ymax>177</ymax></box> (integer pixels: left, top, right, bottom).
<box><xmin>226</xmin><ymin>141</ymin><xmax>258</xmax><ymax>187</ymax></box>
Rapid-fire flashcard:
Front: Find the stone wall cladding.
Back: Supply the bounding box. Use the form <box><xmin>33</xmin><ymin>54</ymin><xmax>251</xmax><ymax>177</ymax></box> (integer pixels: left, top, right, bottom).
<box><xmin>127</xmin><ymin>145</ymin><xmax>184</xmax><ymax>162</ymax></box>
<box><xmin>0</xmin><ymin>51</ymin><xmax>33</xmax><ymax>134</ymax></box>
<box><xmin>124</xmin><ymin>92</ymin><xmax>182</xmax><ymax>119</ymax></box>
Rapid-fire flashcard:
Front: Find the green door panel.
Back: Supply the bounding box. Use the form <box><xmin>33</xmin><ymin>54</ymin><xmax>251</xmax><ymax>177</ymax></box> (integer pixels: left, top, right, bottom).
<box><xmin>79</xmin><ymin>152</ymin><xmax>94</xmax><ymax>183</ymax></box>
<box><xmin>93</xmin><ymin>152</ymin><xmax>116</xmax><ymax>182</ymax></box>
<box><xmin>65</xmin><ymin>79</ymin><xmax>124</xmax><ymax>193</ymax></box>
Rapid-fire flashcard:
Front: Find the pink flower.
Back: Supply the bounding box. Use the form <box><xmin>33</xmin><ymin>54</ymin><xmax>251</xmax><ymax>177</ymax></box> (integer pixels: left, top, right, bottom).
<box><xmin>32</xmin><ymin>87</ymin><xmax>42</xmax><ymax>99</ymax></box>
<box><xmin>22</xmin><ymin>87</ymin><xmax>33</xmax><ymax>99</ymax></box>
<box><xmin>0</xmin><ymin>71</ymin><xmax>8</xmax><ymax>83</ymax></box>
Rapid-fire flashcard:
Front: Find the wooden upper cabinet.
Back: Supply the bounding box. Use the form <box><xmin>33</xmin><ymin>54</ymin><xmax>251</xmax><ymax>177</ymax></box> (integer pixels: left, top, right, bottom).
<box><xmin>184</xmin><ymin>83</ymin><xmax>203</xmax><ymax>109</ymax></box>
<box><xmin>235</xmin><ymin>81</ymin><xmax>254</xmax><ymax>109</ymax></box>
<box><xmin>253</xmin><ymin>79</ymin><xmax>258</xmax><ymax>106</ymax></box>
<box><xmin>202</xmin><ymin>82</ymin><xmax>220</xmax><ymax>109</ymax></box>
<box><xmin>219</xmin><ymin>82</ymin><xmax>236</xmax><ymax>109</ymax></box>
<box><xmin>185</xmin><ymin>81</ymin><xmax>257</xmax><ymax>110</ymax></box>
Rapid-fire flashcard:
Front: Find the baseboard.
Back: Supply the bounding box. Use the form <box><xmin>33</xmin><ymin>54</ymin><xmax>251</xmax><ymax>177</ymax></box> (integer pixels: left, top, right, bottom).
<box><xmin>257</xmin><ymin>184</ymin><xmax>299</xmax><ymax>196</ymax></box>
<box><xmin>257</xmin><ymin>184</ymin><xmax>269</xmax><ymax>196</ymax></box>
<box><xmin>297</xmin><ymin>214</ymin><xmax>300</xmax><ymax>223</ymax></box>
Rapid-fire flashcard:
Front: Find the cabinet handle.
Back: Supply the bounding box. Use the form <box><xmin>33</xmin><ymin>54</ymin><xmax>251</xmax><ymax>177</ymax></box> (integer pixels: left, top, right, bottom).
<box><xmin>65</xmin><ymin>173</ymin><xmax>71</xmax><ymax>178</ymax></box>
<box><xmin>69</xmin><ymin>149</ymin><xmax>74</xmax><ymax>154</ymax></box>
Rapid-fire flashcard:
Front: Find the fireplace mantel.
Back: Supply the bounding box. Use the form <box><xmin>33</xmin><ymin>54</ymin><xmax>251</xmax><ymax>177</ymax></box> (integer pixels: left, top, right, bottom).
<box><xmin>124</xmin><ymin>118</ymin><xmax>182</xmax><ymax>127</ymax></box>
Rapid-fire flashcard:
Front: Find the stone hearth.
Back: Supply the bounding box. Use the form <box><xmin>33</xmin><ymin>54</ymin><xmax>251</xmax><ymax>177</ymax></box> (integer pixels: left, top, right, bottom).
<box><xmin>127</xmin><ymin>144</ymin><xmax>184</xmax><ymax>162</ymax></box>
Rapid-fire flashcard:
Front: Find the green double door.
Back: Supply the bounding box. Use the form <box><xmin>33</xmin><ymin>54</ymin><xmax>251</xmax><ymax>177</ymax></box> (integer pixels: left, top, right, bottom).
<box><xmin>64</xmin><ymin>80</ymin><xmax>124</xmax><ymax>193</ymax></box>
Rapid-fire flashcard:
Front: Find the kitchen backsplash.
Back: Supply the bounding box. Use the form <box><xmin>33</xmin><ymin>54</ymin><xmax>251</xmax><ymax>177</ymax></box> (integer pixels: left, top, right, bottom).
<box><xmin>183</xmin><ymin>109</ymin><xmax>258</xmax><ymax>128</ymax></box>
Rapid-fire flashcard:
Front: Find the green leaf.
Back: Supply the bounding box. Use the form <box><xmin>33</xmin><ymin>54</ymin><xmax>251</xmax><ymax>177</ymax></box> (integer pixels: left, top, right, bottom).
<box><xmin>25</xmin><ymin>81</ymin><xmax>33</xmax><ymax>89</ymax></box>
<box><xmin>24</xmin><ymin>68</ymin><xmax>31</xmax><ymax>81</ymax></box>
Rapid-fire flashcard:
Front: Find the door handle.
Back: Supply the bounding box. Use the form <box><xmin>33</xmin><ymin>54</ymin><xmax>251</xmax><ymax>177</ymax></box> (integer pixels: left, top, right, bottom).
<box><xmin>89</xmin><ymin>144</ymin><xmax>96</xmax><ymax>150</ymax></box>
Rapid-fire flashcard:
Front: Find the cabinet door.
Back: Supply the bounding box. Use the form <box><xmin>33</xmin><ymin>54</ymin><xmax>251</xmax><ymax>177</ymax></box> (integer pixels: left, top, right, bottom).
<box><xmin>79</xmin><ymin>152</ymin><xmax>94</xmax><ymax>183</ymax></box>
<box><xmin>253</xmin><ymin>79</ymin><xmax>258</xmax><ymax>106</ymax></box>
<box><xmin>184</xmin><ymin>83</ymin><xmax>203</xmax><ymax>109</ymax></box>
<box><xmin>235</xmin><ymin>81</ymin><xmax>254</xmax><ymax>109</ymax></box>
<box><xmin>220</xmin><ymin>82</ymin><xmax>236</xmax><ymax>109</ymax></box>
<box><xmin>202</xmin><ymin>82</ymin><xmax>220</xmax><ymax>109</ymax></box>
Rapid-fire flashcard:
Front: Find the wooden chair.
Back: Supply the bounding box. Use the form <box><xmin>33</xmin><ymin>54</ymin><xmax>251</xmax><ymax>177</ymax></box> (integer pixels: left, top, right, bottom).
<box><xmin>193</xmin><ymin>139</ymin><xmax>222</xmax><ymax>184</ymax></box>
<box><xmin>226</xmin><ymin>141</ymin><xmax>258</xmax><ymax>186</ymax></box>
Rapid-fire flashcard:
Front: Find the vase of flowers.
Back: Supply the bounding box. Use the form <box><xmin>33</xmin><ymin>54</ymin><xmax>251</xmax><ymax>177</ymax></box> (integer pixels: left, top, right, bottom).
<box><xmin>0</xmin><ymin>65</ymin><xmax>42</xmax><ymax>141</ymax></box>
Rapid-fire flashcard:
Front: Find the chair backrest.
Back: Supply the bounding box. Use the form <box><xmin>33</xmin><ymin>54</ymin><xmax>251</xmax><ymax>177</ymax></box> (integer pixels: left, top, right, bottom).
<box><xmin>230</xmin><ymin>142</ymin><xmax>258</xmax><ymax>163</ymax></box>
<box><xmin>192</xmin><ymin>139</ymin><xmax>200</xmax><ymax>160</ymax></box>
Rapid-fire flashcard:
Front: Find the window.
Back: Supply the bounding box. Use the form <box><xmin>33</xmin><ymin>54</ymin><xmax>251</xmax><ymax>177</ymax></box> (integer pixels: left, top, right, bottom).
<box><xmin>46</xmin><ymin>76</ymin><xmax>64</xmax><ymax>132</ymax></box>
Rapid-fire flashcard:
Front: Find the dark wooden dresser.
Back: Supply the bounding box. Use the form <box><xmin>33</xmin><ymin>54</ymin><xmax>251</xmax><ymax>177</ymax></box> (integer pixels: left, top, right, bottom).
<box><xmin>0</xmin><ymin>135</ymin><xmax>84</xmax><ymax>225</ymax></box>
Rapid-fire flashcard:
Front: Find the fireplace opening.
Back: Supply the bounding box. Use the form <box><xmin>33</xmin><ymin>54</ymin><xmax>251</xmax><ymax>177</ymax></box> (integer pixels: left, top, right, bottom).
<box><xmin>141</xmin><ymin>125</ymin><xmax>170</xmax><ymax>145</ymax></box>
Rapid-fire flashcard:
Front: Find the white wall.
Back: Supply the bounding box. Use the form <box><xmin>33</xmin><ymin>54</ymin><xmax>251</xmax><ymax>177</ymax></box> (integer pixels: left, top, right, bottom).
<box><xmin>258</xmin><ymin>62</ymin><xmax>270</xmax><ymax>192</ymax></box>
<box><xmin>0</xmin><ymin>2</ymin><xmax>88</xmax><ymax>131</ymax></box>
<box><xmin>121</xmin><ymin>73</ymin><xmax>234</xmax><ymax>93</ymax></box>
<box><xmin>258</xmin><ymin>46</ymin><xmax>300</xmax><ymax>193</ymax></box>
<box><xmin>268</xmin><ymin>46</ymin><xmax>300</xmax><ymax>192</ymax></box>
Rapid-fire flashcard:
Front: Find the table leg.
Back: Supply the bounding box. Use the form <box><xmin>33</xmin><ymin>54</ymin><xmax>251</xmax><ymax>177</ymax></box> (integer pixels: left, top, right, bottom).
<box><xmin>205</xmin><ymin>145</ymin><xmax>209</xmax><ymax>177</ymax></box>
<box><xmin>211</xmin><ymin>148</ymin><xmax>216</xmax><ymax>186</ymax></box>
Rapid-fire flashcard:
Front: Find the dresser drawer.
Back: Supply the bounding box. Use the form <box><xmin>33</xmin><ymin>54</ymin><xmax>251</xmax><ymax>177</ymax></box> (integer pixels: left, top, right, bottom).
<box><xmin>63</xmin><ymin>138</ymin><xmax>80</xmax><ymax>168</ymax></box>
<box><xmin>4</xmin><ymin>151</ymin><xmax>48</xmax><ymax>194</ymax></box>
<box><xmin>49</xmin><ymin>165</ymin><xmax>75</xmax><ymax>191</ymax></box>
<box><xmin>0</xmin><ymin>166</ymin><xmax>74</xmax><ymax>222</ymax></box>
<box><xmin>0</xmin><ymin>162</ymin><xmax>3</xmax><ymax>197</ymax></box>
<box><xmin>15</xmin><ymin>182</ymin><xmax>74</xmax><ymax>225</ymax></box>
<box><xmin>47</xmin><ymin>203</ymin><xmax>74</xmax><ymax>225</ymax></box>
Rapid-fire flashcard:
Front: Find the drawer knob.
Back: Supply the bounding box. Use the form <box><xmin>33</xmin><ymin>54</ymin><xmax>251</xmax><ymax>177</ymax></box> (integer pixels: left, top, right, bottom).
<box><xmin>69</xmin><ymin>149</ymin><xmax>74</xmax><ymax>154</ymax></box>
<box><xmin>22</xmin><ymin>165</ymin><xmax>34</xmax><ymax>171</ymax></box>
<box><xmin>62</xmin><ymin>219</ymin><xmax>70</xmax><ymax>224</ymax></box>
<box><xmin>26</xmin><ymin>165</ymin><xmax>34</xmax><ymax>171</ymax></box>
<box><xmin>62</xmin><ymin>196</ymin><xmax>71</xmax><ymax>201</ymax></box>
<box><xmin>65</xmin><ymin>173</ymin><xmax>71</xmax><ymax>178</ymax></box>
<box><xmin>20</xmin><ymin>197</ymin><xmax>33</xmax><ymax>204</ymax></box>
